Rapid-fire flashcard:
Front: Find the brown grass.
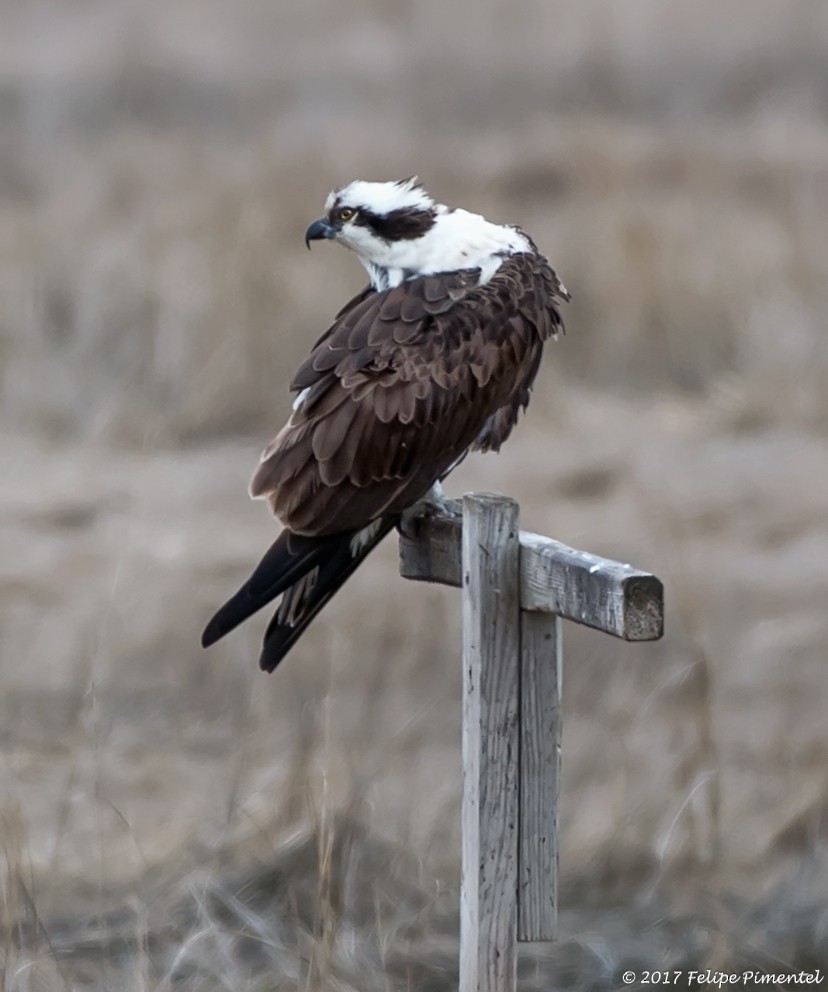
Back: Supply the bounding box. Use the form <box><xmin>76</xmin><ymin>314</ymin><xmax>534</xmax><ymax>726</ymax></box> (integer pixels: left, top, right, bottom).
<box><xmin>1</xmin><ymin>1</ymin><xmax>828</xmax><ymax>989</ymax></box>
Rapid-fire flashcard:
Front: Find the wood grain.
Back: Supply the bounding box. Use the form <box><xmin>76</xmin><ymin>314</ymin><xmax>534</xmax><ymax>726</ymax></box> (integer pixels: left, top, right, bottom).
<box><xmin>460</xmin><ymin>493</ymin><xmax>520</xmax><ymax>992</ymax></box>
<box><xmin>518</xmin><ymin>611</ymin><xmax>561</xmax><ymax>942</ymax></box>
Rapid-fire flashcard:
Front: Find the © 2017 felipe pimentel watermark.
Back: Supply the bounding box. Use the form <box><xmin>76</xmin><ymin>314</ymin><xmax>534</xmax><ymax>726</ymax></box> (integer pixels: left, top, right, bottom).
<box><xmin>621</xmin><ymin>970</ymin><xmax>824</xmax><ymax>987</ymax></box>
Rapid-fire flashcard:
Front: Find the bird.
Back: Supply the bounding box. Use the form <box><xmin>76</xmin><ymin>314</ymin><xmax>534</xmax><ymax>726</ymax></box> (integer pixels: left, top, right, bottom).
<box><xmin>202</xmin><ymin>177</ymin><xmax>570</xmax><ymax>673</ymax></box>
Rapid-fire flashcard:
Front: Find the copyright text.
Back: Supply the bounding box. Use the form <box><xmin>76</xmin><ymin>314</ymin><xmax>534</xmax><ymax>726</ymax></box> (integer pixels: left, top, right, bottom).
<box><xmin>621</xmin><ymin>970</ymin><xmax>824</xmax><ymax>987</ymax></box>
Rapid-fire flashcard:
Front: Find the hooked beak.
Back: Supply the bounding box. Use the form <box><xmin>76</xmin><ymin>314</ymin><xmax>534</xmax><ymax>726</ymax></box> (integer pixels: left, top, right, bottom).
<box><xmin>304</xmin><ymin>218</ymin><xmax>336</xmax><ymax>249</ymax></box>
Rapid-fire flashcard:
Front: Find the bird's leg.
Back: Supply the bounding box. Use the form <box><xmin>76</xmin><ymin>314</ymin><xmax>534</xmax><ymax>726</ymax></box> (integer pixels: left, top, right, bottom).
<box><xmin>398</xmin><ymin>481</ymin><xmax>462</xmax><ymax>538</ymax></box>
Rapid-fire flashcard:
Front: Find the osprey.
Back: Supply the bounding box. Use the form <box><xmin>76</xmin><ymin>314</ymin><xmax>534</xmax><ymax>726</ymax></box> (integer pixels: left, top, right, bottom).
<box><xmin>202</xmin><ymin>178</ymin><xmax>569</xmax><ymax>672</ymax></box>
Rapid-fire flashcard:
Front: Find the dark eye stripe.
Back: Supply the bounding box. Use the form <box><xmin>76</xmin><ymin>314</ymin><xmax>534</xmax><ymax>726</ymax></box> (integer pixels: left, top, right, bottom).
<box><xmin>354</xmin><ymin>207</ymin><xmax>437</xmax><ymax>242</ymax></box>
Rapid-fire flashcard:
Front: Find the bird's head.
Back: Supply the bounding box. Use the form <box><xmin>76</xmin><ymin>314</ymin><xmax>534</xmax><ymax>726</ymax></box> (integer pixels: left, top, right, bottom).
<box><xmin>305</xmin><ymin>178</ymin><xmax>438</xmax><ymax>269</ymax></box>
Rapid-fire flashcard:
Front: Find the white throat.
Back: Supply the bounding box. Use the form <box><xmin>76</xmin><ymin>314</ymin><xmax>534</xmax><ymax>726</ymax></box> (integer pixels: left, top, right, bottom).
<box><xmin>348</xmin><ymin>207</ymin><xmax>530</xmax><ymax>291</ymax></box>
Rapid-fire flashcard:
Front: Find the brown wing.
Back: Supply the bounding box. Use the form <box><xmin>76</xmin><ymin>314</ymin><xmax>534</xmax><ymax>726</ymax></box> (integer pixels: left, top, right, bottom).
<box><xmin>250</xmin><ymin>252</ymin><xmax>568</xmax><ymax>536</ymax></box>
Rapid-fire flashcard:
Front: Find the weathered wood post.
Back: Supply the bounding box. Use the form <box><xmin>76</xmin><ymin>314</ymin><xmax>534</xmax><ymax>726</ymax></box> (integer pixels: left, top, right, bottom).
<box><xmin>461</xmin><ymin>494</ymin><xmax>521</xmax><ymax>992</ymax></box>
<box><xmin>518</xmin><ymin>606</ymin><xmax>561</xmax><ymax>943</ymax></box>
<box><xmin>399</xmin><ymin>492</ymin><xmax>664</xmax><ymax>992</ymax></box>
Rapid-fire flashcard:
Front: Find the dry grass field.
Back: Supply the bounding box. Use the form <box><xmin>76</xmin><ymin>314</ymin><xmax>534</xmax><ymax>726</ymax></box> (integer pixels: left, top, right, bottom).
<box><xmin>2</xmin><ymin>2</ymin><xmax>828</xmax><ymax>989</ymax></box>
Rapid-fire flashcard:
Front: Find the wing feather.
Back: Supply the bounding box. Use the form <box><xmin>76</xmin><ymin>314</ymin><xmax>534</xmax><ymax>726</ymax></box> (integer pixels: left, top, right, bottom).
<box><xmin>312</xmin><ymin>395</ymin><xmax>360</xmax><ymax>464</ymax></box>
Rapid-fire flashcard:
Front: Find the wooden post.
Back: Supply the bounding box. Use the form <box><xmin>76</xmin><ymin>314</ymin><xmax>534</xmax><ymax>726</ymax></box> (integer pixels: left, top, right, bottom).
<box><xmin>518</xmin><ymin>611</ymin><xmax>561</xmax><ymax>942</ymax></box>
<box><xmin>461</xmin><ymin>493</ymin><xmax>521</xmax><ymax>992</ymax></box>
<box><xmin>398</xmin><ymin>493</ymin><xmax>664</xmax><ymax>992</ymax></box>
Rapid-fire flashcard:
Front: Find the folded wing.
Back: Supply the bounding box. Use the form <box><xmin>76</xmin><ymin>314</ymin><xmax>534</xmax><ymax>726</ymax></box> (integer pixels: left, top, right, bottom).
<box><xmin>250</xmin><ymin>252</ymin><xmax>568</xmax><ymax>536</ymax></box>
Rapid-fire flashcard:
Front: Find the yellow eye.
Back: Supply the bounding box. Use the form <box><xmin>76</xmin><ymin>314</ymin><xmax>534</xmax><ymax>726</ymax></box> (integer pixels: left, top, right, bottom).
<box><xmin>338</xmin><ymin>208</ymin><xmax>355</xmax><ymax>222</ymax></box>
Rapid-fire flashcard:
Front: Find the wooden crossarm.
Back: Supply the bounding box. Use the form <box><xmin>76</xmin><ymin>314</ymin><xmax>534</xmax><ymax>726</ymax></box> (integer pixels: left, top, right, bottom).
<box><xmin>399</xmin><ymin>496</ymin><xmax>663</xmax><ymax>641</ymax></box>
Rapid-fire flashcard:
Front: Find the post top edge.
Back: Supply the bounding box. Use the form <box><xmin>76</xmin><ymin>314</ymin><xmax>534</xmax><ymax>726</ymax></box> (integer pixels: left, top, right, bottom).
<box><xmin>462</xmin><ymin>491</ymin><xmax>520</xmax><ymax>509</ymax></box>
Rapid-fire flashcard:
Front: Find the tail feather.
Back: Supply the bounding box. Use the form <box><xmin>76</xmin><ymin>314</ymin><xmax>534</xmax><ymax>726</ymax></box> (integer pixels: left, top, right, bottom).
<box><xmin>201</xmin><ymin>518</ymin><xmax>396</xmax><ymax>672</ymax></box>
<box><xmin>201</xmin><ymin>530</ymin><xmax>342</xmax><ymax>648</ymax></box>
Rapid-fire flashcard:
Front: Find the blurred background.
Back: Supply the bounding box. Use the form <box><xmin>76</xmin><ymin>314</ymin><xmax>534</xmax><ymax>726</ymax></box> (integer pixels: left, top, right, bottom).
<box><xmin>2</xmin><ymin>1</ymin><xmax>828</xmax><ymax>989</ymax></box>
